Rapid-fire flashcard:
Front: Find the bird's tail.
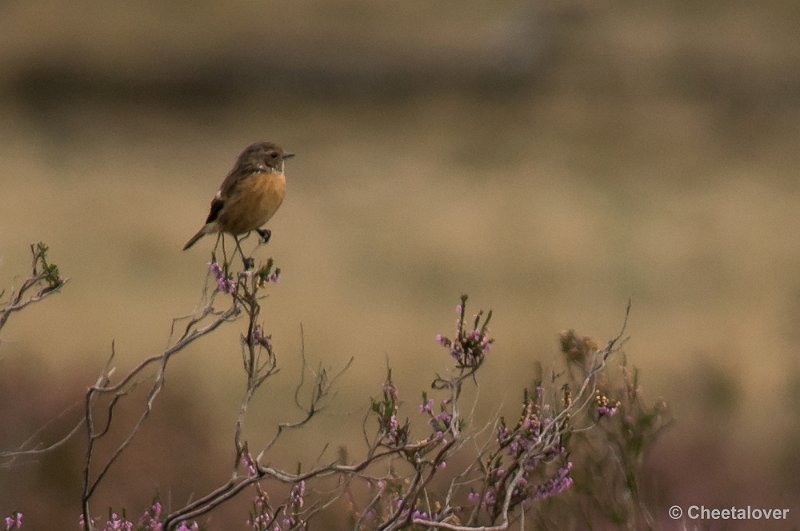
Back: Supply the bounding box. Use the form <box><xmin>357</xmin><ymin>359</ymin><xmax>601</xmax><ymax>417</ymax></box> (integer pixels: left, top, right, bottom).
<box><xmin>183</xmin><ymin>226</ymin><xmax>210</xmax><ymax>251</ymax></box>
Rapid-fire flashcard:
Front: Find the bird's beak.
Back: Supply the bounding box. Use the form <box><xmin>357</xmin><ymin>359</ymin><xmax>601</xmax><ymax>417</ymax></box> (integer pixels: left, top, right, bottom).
<box><xmin>283</xmin><ymin>152</ymin><xmax>295</xmax><ymax>159</ymax></box>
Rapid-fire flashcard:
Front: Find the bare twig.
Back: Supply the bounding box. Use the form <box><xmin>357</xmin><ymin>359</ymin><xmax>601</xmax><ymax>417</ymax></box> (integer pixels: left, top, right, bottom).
<box><xmin>79</xmin><ymin>257</ymin><xmax>242</xmax><ymax>530</ymax></box>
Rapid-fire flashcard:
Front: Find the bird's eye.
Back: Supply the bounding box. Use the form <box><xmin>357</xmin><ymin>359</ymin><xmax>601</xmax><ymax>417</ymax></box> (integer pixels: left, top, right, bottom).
<box><xmin>270</xmin><ymin>152</ymin><xmax>279</xmax><ymax>159</ymax></box>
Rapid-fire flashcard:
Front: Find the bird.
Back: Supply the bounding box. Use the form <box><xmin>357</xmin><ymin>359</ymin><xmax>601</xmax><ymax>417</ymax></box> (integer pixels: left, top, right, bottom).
<box><xmin>183</xmin><ymin>142</ymin><xmax>293</xmax><ymax>252</ymax></box>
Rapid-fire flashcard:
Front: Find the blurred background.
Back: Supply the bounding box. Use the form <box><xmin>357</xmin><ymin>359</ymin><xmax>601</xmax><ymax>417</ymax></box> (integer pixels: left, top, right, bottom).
<box><xmin>1</xmin><ymin>0</ymin><xmax>799</xmax><ymax>528</ymax></box>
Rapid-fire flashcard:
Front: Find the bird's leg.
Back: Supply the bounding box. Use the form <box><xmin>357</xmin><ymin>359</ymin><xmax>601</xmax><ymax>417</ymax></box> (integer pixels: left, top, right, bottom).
<box><xmin>212</xmin><ymin>233</ymin><xmax>223</xmax><ymax>263</ymax></box>
<box><xmin>220</xmin><ymin>233</ymin><xmax>229</xmax><ymax>266</ymax></box>
<box><xmin>235</xmin><ymin>235</ymin><xmax>254</xmax><ymax>271</ymax></box>
<box><xmin>256</xmin><ymin>228</ymin><xmax>272</xmax><ymax>245</ymax></box>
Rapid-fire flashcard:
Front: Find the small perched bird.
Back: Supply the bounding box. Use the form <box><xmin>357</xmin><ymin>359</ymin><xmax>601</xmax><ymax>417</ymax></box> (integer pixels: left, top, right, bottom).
<box><xmin>183</xmin><ymin>142</ymin><xmax>293</xmax><ymax>251</ymax></box>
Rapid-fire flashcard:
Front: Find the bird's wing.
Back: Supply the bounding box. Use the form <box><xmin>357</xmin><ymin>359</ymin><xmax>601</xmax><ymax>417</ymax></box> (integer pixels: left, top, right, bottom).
<box><xmin>205</xmin><ymin>192</ymin><xmax>225</xmax><ymax>224</ymax></box>
<box><xmin>206</xmin><ymin>164</ymin><xmax>258</xmax><ymax>224</ymax></box>
<box><xmin>206</xmin><ymin>166</ymin><xmax>245</xmax><ymax>224</ymax></box>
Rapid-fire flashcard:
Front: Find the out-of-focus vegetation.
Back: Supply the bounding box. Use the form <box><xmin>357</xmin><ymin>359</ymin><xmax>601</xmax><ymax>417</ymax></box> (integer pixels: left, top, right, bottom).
<box><xmin>1</xmin><ymin>1</ymin><xmax>799</xmax><ymax>528</ymax></box>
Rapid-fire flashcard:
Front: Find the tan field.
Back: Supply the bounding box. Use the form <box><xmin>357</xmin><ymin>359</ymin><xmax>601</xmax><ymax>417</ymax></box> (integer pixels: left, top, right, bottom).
<box><xmin>1</xmin><ymin>1</ymin><xmax>799</xmax><ymax>528</ymax></box>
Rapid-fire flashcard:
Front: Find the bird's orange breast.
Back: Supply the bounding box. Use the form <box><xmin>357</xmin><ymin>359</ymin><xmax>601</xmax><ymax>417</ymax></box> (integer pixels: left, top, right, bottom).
<box><xmin>218</xmin><ymin>171</ymin><xmax>286</xmax><ymax>235</ymax></box>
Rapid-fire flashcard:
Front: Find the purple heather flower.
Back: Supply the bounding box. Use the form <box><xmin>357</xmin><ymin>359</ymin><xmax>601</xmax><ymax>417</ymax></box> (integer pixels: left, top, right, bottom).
<box><xmin>594</xmin><ymin>391</ymin><xmax>620</xmax><ymax>418</ymax></box>
<box><xmin>5</xmin><ymin>512</ymin><xmax>22</xmax><ymax>530</ymax></box>
<box><xmin>467</xmin><ymin>491</ymin><xmax>480</xmax><ymax>505</ymax></box>
<box><xmin>496</xmin><ymin>424</ymin><xmax>510</xmax><ymax>442</ymax></box>
<box><xmin>241</xmin><ymin>452</ymin><xmax>258</xmax><ymax>477</ymax></box>
<box><xmin>138</xmin><ymin>501</ymin><xmax>164</xmax><ymax>530</ymax></box>
<box><xmin>382</xmin><ymin>381</ymin><xmax>397</xmax><ymax>401</ymax></box>
<box><xmin>435</xmin><ymin>410</ymin><xmax>452</xmax><ymax>427</ymax></box>
<box><xmin>597</xmin><ymin>405</ymin><xmax>618</xmax><ymax>417</ymax></box>
<box><xmin>104</xmin><ymin>513</ymin><xmax>133</xmax><ymax>531</ymax></box>
<box><xmin>533</xmin><ymin>462</ymin><xmax>573</xmax><ymax>501</ymax></box>
<box><xmin>208</xmin><ymin>261</ymin><xmax>236</xmax><ymax>294</ymax></box>
<box><xmin>290</xmin><ymin>480</ymin><xmax>306</xmax><ymax>509</ymax></box>
<box><xmin>420</xmin><ymin>398</ymin><xmax>434</xmax><ymax>414</ymax></box>
<box><xmin>250</xmin><ymin>325</ymin><xmax>272</xmax><ymax>350</ymax></box>
<box><xmin>284</xmin><ymin>481</ymin><xmax>307</xmax><ymax>529</ymax></box>
<box><xmin>388</xmin><ymin>415</ymin><xmax>399</xmax><ymax>440</ymax></box>
<box><xmin>484</xmin><ymin>489</ymin><xmax>497</xmax><ymax>506</ymax></box>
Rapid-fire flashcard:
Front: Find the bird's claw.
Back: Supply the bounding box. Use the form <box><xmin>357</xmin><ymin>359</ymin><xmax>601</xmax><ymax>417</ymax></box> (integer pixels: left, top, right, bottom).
<box><xmin>256</xmin><ymin>229</ymin><xmax>272</xmax><ymax>244</ymax></box>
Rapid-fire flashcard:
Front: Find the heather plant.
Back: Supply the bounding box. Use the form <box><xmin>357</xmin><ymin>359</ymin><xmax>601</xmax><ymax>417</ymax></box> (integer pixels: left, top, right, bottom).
<box><xmin>0</xmin><ymin>243</ymin><xmax>65</xmax><ymax>335</ymax></box>
<box><xmin>1</xmin><ymin>241</ymin><xmax>669</xmax><ymax>530</ymax></box>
